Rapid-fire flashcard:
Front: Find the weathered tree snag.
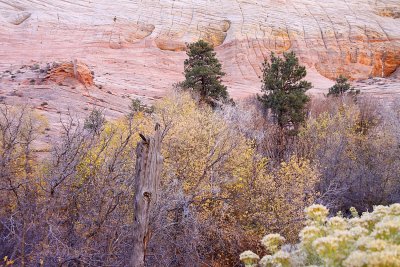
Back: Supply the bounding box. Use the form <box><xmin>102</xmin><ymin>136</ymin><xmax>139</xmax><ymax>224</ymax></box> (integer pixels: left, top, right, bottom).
<box><xmin>131</xmin><ymin>125</ymin><xmax>163</xmax><ymax>267</ymax></box>
<box><xmin>72</xmin><ymin>59</ymin><xmax>77</xmax><ymax>78</ymax></box>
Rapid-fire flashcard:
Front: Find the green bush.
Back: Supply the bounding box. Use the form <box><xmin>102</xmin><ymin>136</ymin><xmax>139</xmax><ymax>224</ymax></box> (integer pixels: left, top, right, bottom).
<box><xmin>240</xmin><ymin>203</ymin><xmax>400</xmax><ymax>267</ymax></box>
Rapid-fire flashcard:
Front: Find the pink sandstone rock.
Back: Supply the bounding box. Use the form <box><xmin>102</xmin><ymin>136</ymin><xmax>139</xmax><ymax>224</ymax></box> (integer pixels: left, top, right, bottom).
<box><xmin>0</xmin><ymin>0</ymin><xmax>399</xmax><ymax>128</ymax></box>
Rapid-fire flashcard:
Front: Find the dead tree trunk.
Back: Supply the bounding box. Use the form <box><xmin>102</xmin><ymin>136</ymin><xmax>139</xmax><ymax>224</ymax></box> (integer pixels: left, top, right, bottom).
<box><xmin>72</xmin><ymin>59</ymin><xmax>78</xmax><ymax>79</ymax></box>
<box><xmin>131</xmin><ymin>126</ymin><xmax>163</xmax><ymax>267</ymax></box>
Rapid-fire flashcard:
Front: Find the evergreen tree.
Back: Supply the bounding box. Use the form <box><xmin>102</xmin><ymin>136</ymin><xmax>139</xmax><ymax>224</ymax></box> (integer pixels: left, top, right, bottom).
<box><xmin>327</xmin><ymin>75</ymin><xmax>360</xmax><ymax>97</ymax></box>
<box><xmin>259</xmin><ymin>51</ymin><xmax>312</xmax><ymax>130</ymax></box>
<box><xmin>179</xmin><ymin>40</ymin><xmax>229</xmax><ymax>105</ymax></box>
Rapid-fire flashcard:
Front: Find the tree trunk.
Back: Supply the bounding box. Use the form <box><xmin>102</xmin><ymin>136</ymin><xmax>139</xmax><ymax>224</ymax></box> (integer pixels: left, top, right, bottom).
<box><xmin>72</xmin><ymin>59</ymin><xmax>78</xmax><ymax>79</ymax></box>
<box><xmin>131</xmin><ymin>126</ymin><xmax>163</xmax><ymax>267</ymax></box>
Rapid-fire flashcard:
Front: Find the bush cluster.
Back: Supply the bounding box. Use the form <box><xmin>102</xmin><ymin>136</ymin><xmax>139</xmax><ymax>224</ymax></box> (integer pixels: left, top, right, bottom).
<box><xmin>241</xmin><ymin>203</ymin><xmax>400</xmax><ymax>267</ymax></box>
<box><xmin>1</xmin><ymin>41</ymin><xmax>399</xmax><ymax>266</ymax></box>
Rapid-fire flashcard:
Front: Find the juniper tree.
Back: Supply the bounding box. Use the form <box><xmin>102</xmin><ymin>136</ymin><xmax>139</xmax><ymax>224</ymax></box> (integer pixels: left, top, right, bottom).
<box><xmin>259</xmin><ymin>51</ymin><xmax>312</xmax><ymax>131</ymax></box>
<box><xmin>179</xmin><ymin>40</ymin><xmax>229</xmax><ymax>106</ymax></box>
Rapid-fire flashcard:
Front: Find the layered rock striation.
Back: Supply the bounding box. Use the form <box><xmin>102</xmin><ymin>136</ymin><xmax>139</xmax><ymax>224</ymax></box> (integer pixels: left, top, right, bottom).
<box><xmin>0</xmin><ymin>0</ymin><xmax>399</xmax><ymax>98</ymax></box>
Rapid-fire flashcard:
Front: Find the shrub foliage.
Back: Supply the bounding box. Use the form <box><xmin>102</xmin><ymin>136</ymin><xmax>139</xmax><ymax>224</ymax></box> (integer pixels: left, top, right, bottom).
<box><xmin>241</xmin><ymin>203</ymin><xmax>400</xmax><ymax>267</ymax></box>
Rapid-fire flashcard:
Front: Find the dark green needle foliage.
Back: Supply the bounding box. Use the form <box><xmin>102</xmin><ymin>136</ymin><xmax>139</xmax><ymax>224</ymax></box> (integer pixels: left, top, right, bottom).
<box><xmin>179</xmin><ymin>40</ymin><xmax>230</xmax><ymax>106</ymax></box>
<box><xmin>259</xmin><ymin>51</ymin><xmax>312</xmax><ymax>130</ymax></box>
<box><xmin>327</xmin><ymin>75</ymin><xmax>360</xmax><ymax>97</ymax></box>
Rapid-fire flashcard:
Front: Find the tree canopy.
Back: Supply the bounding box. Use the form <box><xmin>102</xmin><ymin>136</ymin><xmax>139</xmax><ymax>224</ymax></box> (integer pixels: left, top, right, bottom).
<box><xmin>179</xmin><ymin>40</ymin><xmax>229</xmax><ymax>106</ymax></box>
<box><xmin>327</xmin><ymin>75</ymin><xmax>360</xmax><ymax>97</ymax></box>
<box><xmin>259</xmin><ymin>51</ymin><xmax>312</xmax><ymax>130</ymax></box>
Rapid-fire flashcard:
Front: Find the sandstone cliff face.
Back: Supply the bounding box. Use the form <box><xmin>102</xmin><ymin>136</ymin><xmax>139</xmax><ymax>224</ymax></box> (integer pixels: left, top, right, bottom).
<box><xmin>0</xmin><ymin>0</ymin><xmax>399</xmax><ymax>100</ymax></box>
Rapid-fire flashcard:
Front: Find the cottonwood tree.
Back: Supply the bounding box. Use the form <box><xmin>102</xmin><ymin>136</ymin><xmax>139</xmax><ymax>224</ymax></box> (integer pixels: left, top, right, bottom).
<box><xmin>179</xmin><ymin>40</ymin><xmax>230</xmax><ymax>106</ymax></box>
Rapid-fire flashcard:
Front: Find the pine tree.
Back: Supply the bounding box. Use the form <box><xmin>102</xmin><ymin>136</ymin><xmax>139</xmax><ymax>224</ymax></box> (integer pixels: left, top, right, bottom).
<box><xmin>259</xmin><ymin>51</ymin><xmax>312</xmax><ymax>130</ymax></box>
<box><xmin>179</xmin><ymin>40</ymin><xmax>229</xmax><ymax>106</ymax></box>
<box><xmin>327</xmin><ymin>75</ymin><xmax>360</xmax><ymax>97</ymax></box>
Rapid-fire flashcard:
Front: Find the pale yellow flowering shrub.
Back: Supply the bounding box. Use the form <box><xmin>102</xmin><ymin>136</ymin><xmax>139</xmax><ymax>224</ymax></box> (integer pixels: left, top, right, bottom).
<box><xmin>389</xmin><ymin>203</ymin><xmax>400</xmax><ymax>215</ymax></box>
<box><xmin>350</xmin><ymin>207</ymin><xmax>359</xmax><ymax>218</ymax></box>
<box><xmin>240</xmin><ymin>250</ymin><xmax>260</xmax><ymax>267</ymax></box>
<box><xmin>271</xmin><ymin>251</ymin><xmax>291</xmax><ymax>267</ymax></box>
<box><xmin>299</xmin><ymin>225</ymin><xmax>325</xmax><ymax>253</ymax></box>
<box><xmin>261</xmin><ymin>234</ymin><xmax>286</xmax><ymax>254</ymax></box>
<box><xmin>326</xmin><ymin>217</ymin><xmax>348</xmax><ymax>234</ymax></box>
<box><xmin>259</xmin><ymin>255</ymin><xmax>274</xmax><ymax>267</ymax></box>
<box><xmin>240</xmin><ymin>203</ymin><xmax>400</xmax><ymax>267</ymax></box>
<box><xmin>305</xmin><ymin>204</ymin><xmax>329</xmax><ymax>224</ymax></box>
